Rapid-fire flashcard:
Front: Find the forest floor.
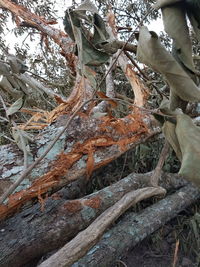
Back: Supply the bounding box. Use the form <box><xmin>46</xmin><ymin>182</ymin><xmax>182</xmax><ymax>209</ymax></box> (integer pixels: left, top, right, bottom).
<box><xmin>122</xmin><ymin>214</ymin><xmax>199</xmax><ymax>267</ymax></box>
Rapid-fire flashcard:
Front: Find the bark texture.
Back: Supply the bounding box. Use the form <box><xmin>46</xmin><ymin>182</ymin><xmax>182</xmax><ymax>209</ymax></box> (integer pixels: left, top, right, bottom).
<box><xmin>0</xmin><ymin>172</ymin><xmax>188</xmax><ymax>267</ymax></box>
<box><xmin>0</xmin><ymin>111</ymin><xmax>154</xmax><ymax>220</ymax></box>
<box><xmin>74</xmin><ymin>184</ymin><xmax>200</xmax><ymax>267</ymax></box>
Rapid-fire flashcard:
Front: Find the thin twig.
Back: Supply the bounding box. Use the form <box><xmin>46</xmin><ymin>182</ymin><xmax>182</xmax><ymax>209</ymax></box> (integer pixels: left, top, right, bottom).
<box><xmin>172</xmin><ymin>239</ymin><xmax>179</xmax><ymax>267</ymax></box>
<box><xmin>150</xmin><ymin>141</ymin><xmax>170</xmax><ymax>186</ymax></box>
<box><xmin>119</xmin><ymin>152</ymin><xmax>128</xmax><ymax>180</ymax></box>
<box><xmin>116</xmin><ymin>260</ymin><xmax>128</xmax><ymax>267</ymax></box>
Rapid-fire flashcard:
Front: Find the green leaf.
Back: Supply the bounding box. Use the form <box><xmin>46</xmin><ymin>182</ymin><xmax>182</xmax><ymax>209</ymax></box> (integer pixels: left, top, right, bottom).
<box><xmin>162</xmin><ymin>121</ymin><xmax>182</xmax><ymax>161</ymax></box>
<box><xmin>65</xmin><ymin>1</ymin><xmax>111</xmax><ymax>68</ymax></box>
<box><xmin>163</xmin><ymin>114</ymin><xmax>200</xmax><ymax>187</ymax></box>
<box><xmin>81</xmin><ymin>32</ymin><xmax>110</xmax><ymax>66</ymax></box>
<box><xmin>161</xmin><ymin>4</ymin><xmax>195</xmax><ymax>73</ymax></box>
<box><xmin>136</xmin><ymin>26</ymin><xmax>200</xmax><ymax>102</ymax></box>
<box><xmin>176</xmin><ymin>114</ymin><xmax>200</xmax><ymax>187</ymax></box>
<box><xmin>93</xmin><ymin>13</ymin><xmax>110</xmax><ymax>45</ymax></box>
<box><xmin>6</xmin><ymin>97</ymin><xmax>24</xmax><ymax>116</ymax></box>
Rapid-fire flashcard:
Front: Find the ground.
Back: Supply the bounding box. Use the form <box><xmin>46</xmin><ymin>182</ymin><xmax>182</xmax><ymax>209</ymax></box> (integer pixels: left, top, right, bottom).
<box><xmin>121</xmin><ymin>214</ymin><xmax>199</xmax><ymax>267</ymax></box>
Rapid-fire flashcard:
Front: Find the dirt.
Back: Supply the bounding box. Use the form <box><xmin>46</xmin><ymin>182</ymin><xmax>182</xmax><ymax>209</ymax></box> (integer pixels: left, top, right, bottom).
<box><xmin>122</xmin><ymin>240</ymin><xmax>194</xmax><ymax>267</ymax></box>
<box><xmin>121</xmin><ymin>224</ymin><xmax>197</xmax><ymax>267</ymax></box>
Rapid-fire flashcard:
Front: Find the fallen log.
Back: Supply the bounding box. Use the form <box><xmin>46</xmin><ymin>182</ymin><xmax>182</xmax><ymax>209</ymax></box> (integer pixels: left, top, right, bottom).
<box><xmin>73</xmin><ymin>184</ymin><xmax>200</xmax><ymax>267</ymax></box>
<box><xmin>38</xmin><ymin>187</ymin><xmax>165</xmax><ymax>267</ymax></box>
<box><xmin>0</xmin><ymin>111</ymin><xmax>154</xmax><ymax>218</ymax></box>
<box><xmin>0</xmin><ymin>171</ymin><xmax>187</xmax><ymax>267</ymax></box>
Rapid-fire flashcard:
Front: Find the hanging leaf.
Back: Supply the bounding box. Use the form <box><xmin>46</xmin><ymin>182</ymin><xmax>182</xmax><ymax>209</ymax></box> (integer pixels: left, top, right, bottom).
<box><xmin>136</xmin><ymin>26</ymin><xmax>200</xmax><ymax>102</ymax></box>
<box><xmin>161</xmin><ymin>4</ymin><xmax>196</xmax><ymax>73</ymax></box>
<box><xmin>163</xmin><ymin>121</ymin><xmax>182</xmax><ymax>161</ymax></box>
<box><xmin>176</xmin><ymin>114</ymin><xmax>200</xmax><ymax>187</ymax></box>
<box><xmin>154</xmin><ymin>0</ymin><xmax>200</xmax><ymax>47</ymax></box>
<box><xmin>63</xmin><ymin>10</ymin><xmax>75</xmax><ymax>41</ymax></box>
<box><xmin>81</xmin><ymin>32</ymin><xmax>110</xmax><ymax>66</ymax></box>
<box><xmin>76</xmin><ymin>0</ymin><xmax>98</xmax><ymax>13</ymax></box>
<box><xmin>187</xmin><ymin>13</ymin><xmax>200</xmax><ymax>42</ymax></box>
<box><xmin>64</xmin><ymin>1</ymin><xmax>112</xmax><ymax>68</ymax></box>
<box><xmin>163</xmin><ymin>114</ymin><xmax>200</xmax><ymax>187</ymax></box>
<box><xmin>93</xmin><ymin>13</ymin><xmax>110</xmax><ymax>45</ymax></box>
<box><xmin>6</xmin><ymin>97</ymin><xmax>24</xmax><ymax>116</ymax></box>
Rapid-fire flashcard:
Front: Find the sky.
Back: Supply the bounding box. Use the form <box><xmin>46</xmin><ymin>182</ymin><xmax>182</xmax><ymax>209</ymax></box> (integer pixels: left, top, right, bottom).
<box><xmin>3</xmin><ymin>1</ymin><xmax>164</xmax><ymax>55</ymax></box>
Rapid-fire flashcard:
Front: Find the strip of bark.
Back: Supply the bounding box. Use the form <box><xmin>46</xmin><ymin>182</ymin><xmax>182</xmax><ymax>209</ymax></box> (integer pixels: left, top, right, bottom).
<box><xmin>74</xmin><ymin>184</ymin><xmax>200</xmax><ymax>267</ymax></box>
<box><xmin>38</xmin><ymin>187</ymin><xmax>165</xmax><ymax>267</ymax></box>
<box><xmin>0</xmin><ymin>172</ymin><xmax>186</xmax><ymax>267</ymax></box>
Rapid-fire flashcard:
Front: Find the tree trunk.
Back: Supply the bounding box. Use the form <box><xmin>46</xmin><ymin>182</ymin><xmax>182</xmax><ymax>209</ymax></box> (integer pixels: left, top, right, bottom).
<box><xmin>0</xmin><ymin>111</ymin><xmax>155</xmax><ymax>220</ymax></box>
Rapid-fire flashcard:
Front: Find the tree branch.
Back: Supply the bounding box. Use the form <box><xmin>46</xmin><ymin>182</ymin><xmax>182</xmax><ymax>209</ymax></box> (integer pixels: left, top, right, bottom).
<box><xmin>38</xmin><ymin>187</ymin><xmax>165</xmax><ymax>267</ymax></box>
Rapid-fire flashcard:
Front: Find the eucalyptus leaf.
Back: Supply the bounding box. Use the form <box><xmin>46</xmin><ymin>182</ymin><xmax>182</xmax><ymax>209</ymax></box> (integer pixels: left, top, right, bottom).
<box><xmin>163</xmin><ymin>114</ymin><xmax>200</xmax><ymax>188</ymax></box>
<box><xmin>76</xmin><ymin>0</ymin><xmax>98</xmax><ymax>13</ymax></box>
<box><xmin>63</xmin><ymin>10</ymin><xmax>75</xmax><ymax>41</ymax></box>
<box><xmin>162</xmin><ymin>121</ymin><xmax>182</xmax><ymax>161</ymax></box>
<box><xmin>69</xmin><ymin>13</ymin><xmax>109</xmax><ymax>66</ymax></box>
<box><xmin>81</xmin><ymin>32</ymin><xmax>110</xmax><ymax>66</ymax></box>
<box><xmin>6</xmin><ymin>97</ymin><xmax>24</xmax><ymax>116</ymax></box>
<box><xmin>176</xmin><ymin>114</ymin><xmax>200</xmax><ymax>187</ymax></box>
<box><xmin>93</xmin><ymin>13</ymin><xmax>110</xmax><ymax>45</ymax></box>
<box><xmin>169</xmin><ymin>91</ymin><xmax>188</xmax><ymax>111</ymax></box>
<box><xmin>162</xmin><ymin>4</ymin><xmax>196</xmax><ymax>73</ymax></box>
<box><xmin>136</xmin><ymin>26</ymin><xmax>200</xmax><ymax>102</ymax></box>
<box><xmin>12</xmin><ymin>128</ymin><xmax>31</xmax><ymax>154</ymax></box>
<box><xmin>187</xmin><ymin>13</ymin><xmax>200</xmax><ymax>42</ymax></box>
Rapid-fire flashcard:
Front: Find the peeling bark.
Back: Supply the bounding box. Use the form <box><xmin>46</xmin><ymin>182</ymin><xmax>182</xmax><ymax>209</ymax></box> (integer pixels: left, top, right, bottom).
<box><xmin>0</xmin><ymin>110</ymin><xmax>153</xmax><ymax>219</ymax></box>
<box><xmin>118</xmin><ymin>52</ymin><xmax>149</xmax><ymax>107</ymax></box>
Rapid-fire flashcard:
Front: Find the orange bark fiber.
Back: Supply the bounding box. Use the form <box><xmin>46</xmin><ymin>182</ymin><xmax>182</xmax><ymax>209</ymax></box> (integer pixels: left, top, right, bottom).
<box><xmin>0</xmin><ymin>110</ymin><xmax>148</xmax><ymax>220</ymax></box>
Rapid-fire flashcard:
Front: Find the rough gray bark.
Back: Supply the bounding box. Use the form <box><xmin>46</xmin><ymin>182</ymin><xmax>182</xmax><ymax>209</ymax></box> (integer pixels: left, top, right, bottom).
<box><xmin>74</xmin><ymin>184</ymin><xmax>200</xmax><ymax>267</ymax></box>
<box><xmin>0</xmin><ymin>172</ymin><xmax>186</xmax><ymax>267</ymax></box>
<box><xmin>0</xmin><ymin>112</ymin><xmax>154</xmax><ymax>210</ymax></box>
<box><xmin>39</xmin><ymin>187</ymin><xmax>165</xmax><ymax>267</ymax></box>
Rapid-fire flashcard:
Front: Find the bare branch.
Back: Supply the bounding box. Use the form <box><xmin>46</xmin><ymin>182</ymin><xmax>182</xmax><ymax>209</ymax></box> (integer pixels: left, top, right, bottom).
<box><xmin>38</xmin><ymin>187</ymin><xmax>165</xmax><ymax>267</ymax></box>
